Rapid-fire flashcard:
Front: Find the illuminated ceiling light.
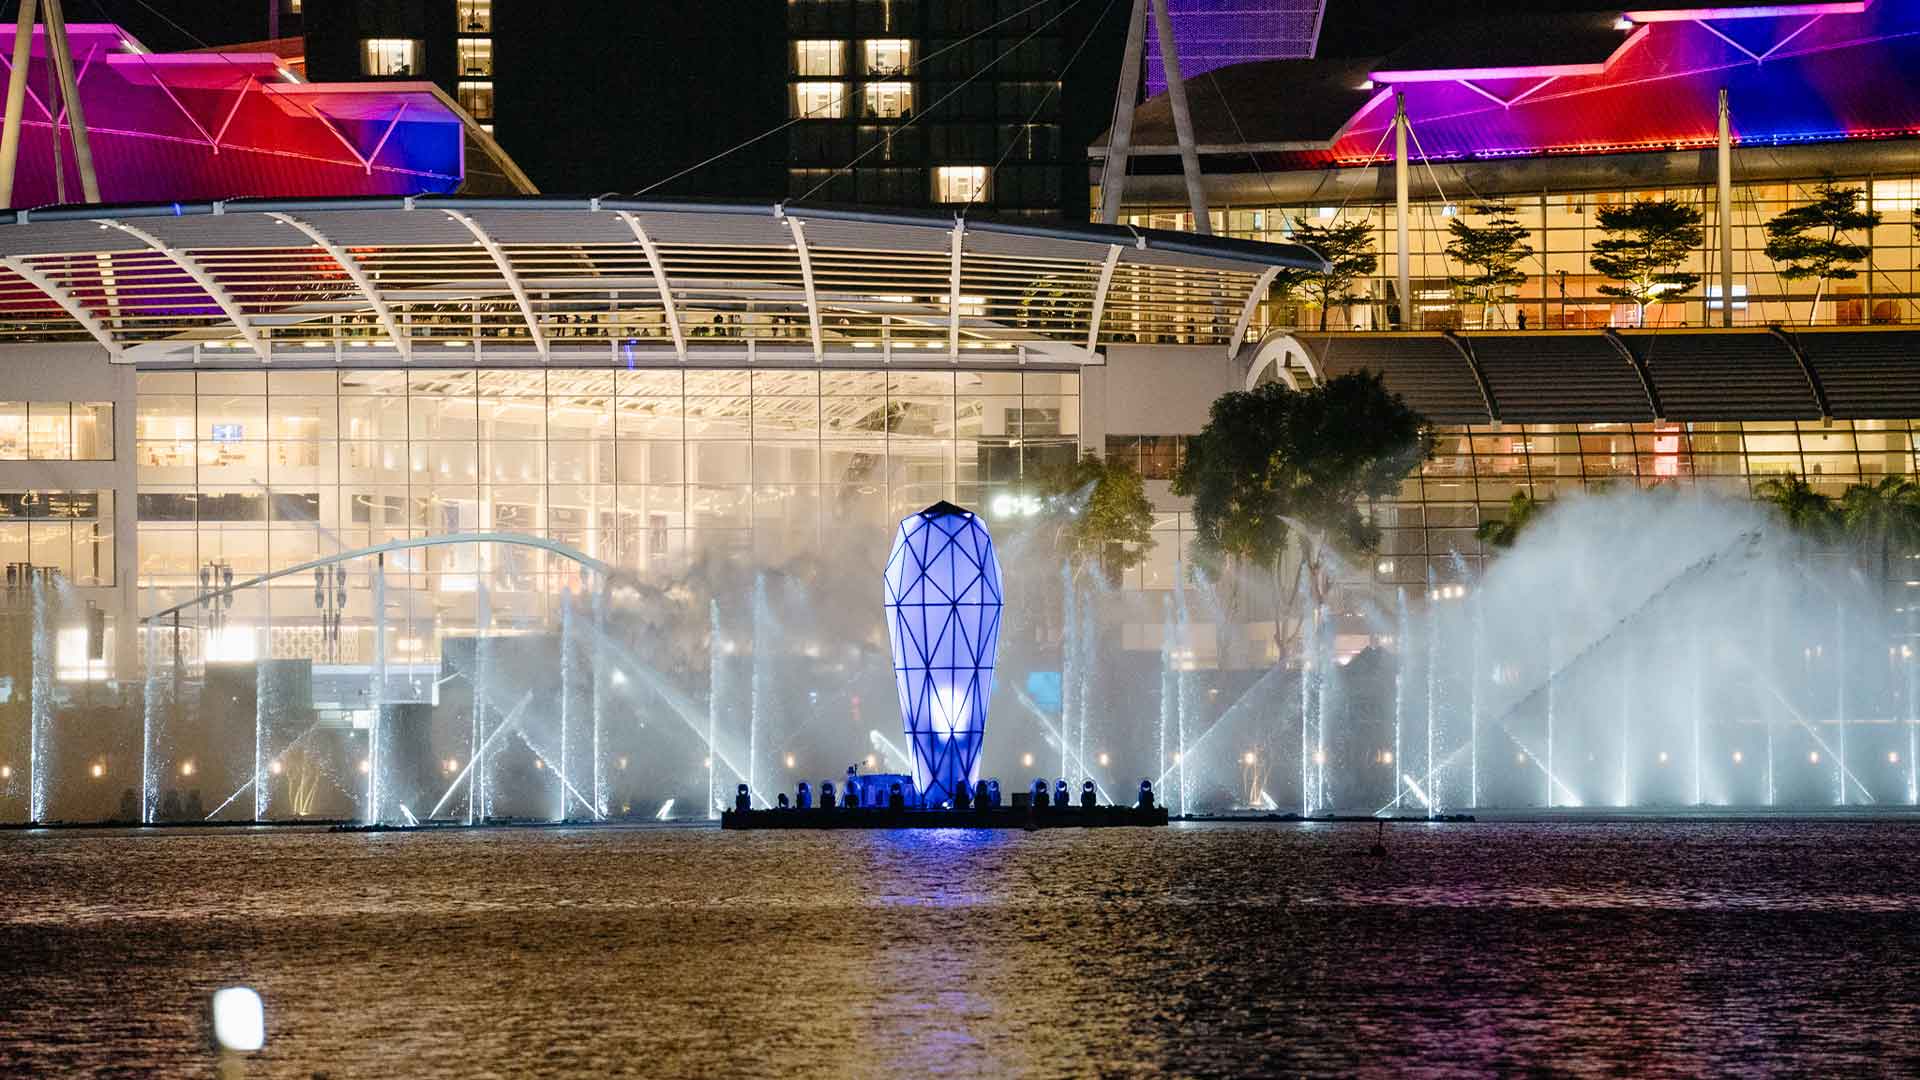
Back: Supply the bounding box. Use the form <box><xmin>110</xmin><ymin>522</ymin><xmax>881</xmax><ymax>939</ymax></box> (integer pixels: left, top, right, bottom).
<box><xmin>178</xmin><ymin>760</ymin><xmax>194</xmax><ymax>777</ymax></box>
<box><xmin>1809</xmin><ymin>751</ymin><xmax>1822</xmax><ymax>764</ymax></box>
<box><xmin>358</xmin><ymin>758</ymin><xmax>371</xmax><ymax>774</ymax></box>
<box><xmin>1613</xmin><ymin>15</ymin><xmax>1634</xmax><ymax>30</ymax></box>
<box><xmin>1243</xmin><ymin>751</ymin><xmax>1258</xmax><ymax>766</ymax></box>
<box><xmin>784</xmin><ymin>753</ymin><xmax>797</xmax><ymax>769</ymax></box>
<box><xmin>1657</xmin><ymin>751</ymin><xmax>1669</xmax><ymax>764</ymax></box>
<box><xmin>92</xmin><ymin>762</ymin><xmax>106</xmax><ymax>779</ymax></box>
<box><xmin>1097</xmin><ymin>752</ymin><xmax>1110</xmax><ymax>767</ymax></box>
<box><xmin>1021</xmin><ymin>752</ymin><xmax>1034</xmax><ymax>768</ymax></box>
<box><xmin>268</xmin><ymin>760</ymin><xmax>283</xmax><ymax>776</ymax></box>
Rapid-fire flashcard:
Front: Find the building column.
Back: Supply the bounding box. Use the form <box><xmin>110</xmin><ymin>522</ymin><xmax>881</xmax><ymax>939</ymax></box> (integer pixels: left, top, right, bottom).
<box><xmin>1717</xmin><ymin>87</ymin><xmax>1734</xmax><ymax>328</ymax></box>
<box><xmin>1395</xmin><ymin>92</ymin><xmax>1411</xmax><ymax>331</ymax></box>
<box><xmin>1150</xmin><ymin>0</ymin><xmax>1209</xmax><ymax>234</ymax></box>
<box><xmin>1097</xmin><ymin>0</ymin><xmax>1149</xmax><ymax>225</ymax></box>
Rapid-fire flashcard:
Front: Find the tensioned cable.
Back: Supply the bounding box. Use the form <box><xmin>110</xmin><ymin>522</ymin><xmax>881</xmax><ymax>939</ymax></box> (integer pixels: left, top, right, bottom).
<box><xmin>798</xmin><ymin>0</ymin><xmax>1089</xmax><ymax>205</ymax></box>
<box><xmin>636</xmin><ymin>0</ymin><xmax>1060</xmax><ymax>198</ymax></box>
<box><xmin>965</xmin><ymin>0</ymin><xmax>1122</xmax><ymax>220</ymax></box>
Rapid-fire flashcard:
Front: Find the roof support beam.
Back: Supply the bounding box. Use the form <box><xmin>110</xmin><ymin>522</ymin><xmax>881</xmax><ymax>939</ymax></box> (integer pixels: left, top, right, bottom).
<box><xmin>1086</xmin><ymin>243</ymin><xmax>1122</xmax><ymax>354</ymax></box>
<box><xmin>1</xmin><ymin>255</ymin><xmax>122</xmax><ymax>360</ymax></box>
<box><xmin>948</xmin><ymin>221</ymin><xmax>964</xmax><ymax>360</ymax></box>
<box><xmin>781</xmin><ymin>214</ymin><xmax>823</xmax><ymax>361</ymax></box>
<box><xmin>1227</xmin><ymin>265</ymin><xmax>1280</xmax><ymax>360</ymax></box>
<box><xmin>1441</xmin><ymin>329</ymin><xmax>1501</xmax><ymax>426</ymax></box>
<box><xmin>268</xmin><ymin>212</ymin><xmax>410</xmax><ymax>359</ymax></box>
<box><xmin>617</xmin><ymin>211</ymin><xmax>685</xmax><ymax>362</ymax></box>
<box><xmin>1768</xmin><ymin>324</ymin><xmax>1832</xmax><ymax>423</ymax></box>
<box><xmin>1602</xmin><ymin>328</ymin><xmax>1663</xmax><ymax>422</ymax></box>
<box><xmin>444</xmin><ymin>209</ymin><xmax>546</xmax><ymax>358</ymax></box>
<box><xmin>103</xmin><ymin>218</ymin><xmax>266</xmax><ymax>359</ymax></box>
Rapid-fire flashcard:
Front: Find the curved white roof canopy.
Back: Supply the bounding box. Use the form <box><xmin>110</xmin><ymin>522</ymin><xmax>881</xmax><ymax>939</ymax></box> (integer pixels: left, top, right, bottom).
<box><xmin>0</xmin><ymin>197</ymin><xmax>1324</xmax><ymax>365</ymax></box>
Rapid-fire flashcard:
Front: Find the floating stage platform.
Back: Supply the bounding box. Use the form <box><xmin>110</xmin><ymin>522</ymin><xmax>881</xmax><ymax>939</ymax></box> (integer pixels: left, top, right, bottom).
<box><xmin>721</xmin><ymin>804</ymin><xmax>1169</xmax><ymax>830</ymax></box>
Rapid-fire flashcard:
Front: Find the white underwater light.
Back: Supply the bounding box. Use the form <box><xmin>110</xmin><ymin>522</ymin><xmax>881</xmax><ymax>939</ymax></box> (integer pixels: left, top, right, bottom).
<box><xmin>210</xmin><ymin>986</ymin><xmax>265</xmax><ymax>1052</ymax></box>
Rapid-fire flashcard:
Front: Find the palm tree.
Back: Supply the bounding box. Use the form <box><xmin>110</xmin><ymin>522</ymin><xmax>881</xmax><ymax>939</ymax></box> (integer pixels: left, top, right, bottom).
<box><xmin>1837</xmin><ymin>476</ymin><xmax>1920</xmax><ymax>588</ymax></box>
<box><xmin>1475</xmin><ymin>491</ymin><xmax>1544</xmax><ymax>550</ymax></box>
<box><xmin>1755</xmin><ymin>472</ymin><xmax>1839</xmax><ymax>542</ymax></box>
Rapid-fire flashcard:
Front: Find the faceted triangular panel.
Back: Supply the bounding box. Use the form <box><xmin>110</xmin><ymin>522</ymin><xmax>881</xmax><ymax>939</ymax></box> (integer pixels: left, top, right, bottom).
<box><xmin>882</xmin><ymin>501</ymin><xmax>1003</xmax><ymax>807</ymax></box>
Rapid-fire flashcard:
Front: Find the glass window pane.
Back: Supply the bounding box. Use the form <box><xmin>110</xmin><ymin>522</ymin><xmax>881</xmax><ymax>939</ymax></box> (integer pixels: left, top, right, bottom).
<box><xmin>74</xmin><ymin>402</ymin><xmax>112</xmax><ymax>459</ymax></box>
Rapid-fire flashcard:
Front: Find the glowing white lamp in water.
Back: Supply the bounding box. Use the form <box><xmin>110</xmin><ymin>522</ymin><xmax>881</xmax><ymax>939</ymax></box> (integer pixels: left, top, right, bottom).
<box><xmin>210</xmin><ymin>986</ymin><xmax>265</xmax><ymax>1052</ymax></box>
<box><xmin>882</xmin><ymin>501</ymin><xmax>1002</xmax><ymax>808</ymax></box>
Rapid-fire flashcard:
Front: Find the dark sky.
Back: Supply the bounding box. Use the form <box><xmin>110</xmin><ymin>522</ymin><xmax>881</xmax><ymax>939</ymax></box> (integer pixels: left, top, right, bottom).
<box><xmin>1315</xmin><ymin>0</ymin><xmax>1626</xmax><ymax>58</ymax></box>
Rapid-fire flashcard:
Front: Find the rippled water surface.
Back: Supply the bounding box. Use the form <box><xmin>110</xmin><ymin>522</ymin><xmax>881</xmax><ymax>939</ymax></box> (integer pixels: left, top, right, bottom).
<box><xmin>4</xmin><ymin>820</ymin><xmax>1920</xmax><ymax>1077</ymax></box>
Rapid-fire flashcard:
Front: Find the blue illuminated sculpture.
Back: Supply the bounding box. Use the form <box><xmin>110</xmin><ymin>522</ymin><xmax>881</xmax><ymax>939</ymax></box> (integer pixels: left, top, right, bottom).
<box><xmin>883</xmin><ymin>501</ymin><xmax>1003</xmax><ymax>808</ymax></box>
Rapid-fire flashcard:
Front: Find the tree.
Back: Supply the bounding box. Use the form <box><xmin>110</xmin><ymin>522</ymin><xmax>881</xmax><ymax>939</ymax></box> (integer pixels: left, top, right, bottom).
<box><xmin>1445</xmin><ymin>203</ymin><xmax>1534</xmax><ymax>328</ymax></box>
<box><xmin>1764</xmin><ymin>181</ymin><xmax>1880</xmax><ymax>325</ymax></box>
<box><xmin>1173</xmin><ymin>371</ymin><xmax>1432</xmax><ymax>656</ymax></box>
<box><xmin>1474</xmin><ymin>491</ymin><xmax>1545</xmax><ymax>549</ymax></box>
<box><xmin>1837</xmin><ymin>476</ymin><xmax>1920</xmax><ymax>589</ymax></box>
<box><xmin>1289</xmin><ymin>218</ymin><xmax>1379</xmax><ymax>331</ymax></box>
<box><xmin>1755</xmin><ymin>471</ymin><xmax>1839</xmax><ymax>543</ymax></box>
<box><xmin>1028</xmin><ymin>450</ymin><xmax>1156</xmax><ymax>586</ymax></box>
<box><xmin>1590</xmin><ymin>199</ymin><xmax>1704</xmax><ymax>325</ymax></box>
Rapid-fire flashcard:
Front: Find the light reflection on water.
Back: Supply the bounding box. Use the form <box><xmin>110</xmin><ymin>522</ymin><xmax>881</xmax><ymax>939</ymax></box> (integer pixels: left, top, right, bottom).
<box><xmin>1</xmin><ymin>821</ymin><xmax>1918</xmax><ymax>1077</ymax></box>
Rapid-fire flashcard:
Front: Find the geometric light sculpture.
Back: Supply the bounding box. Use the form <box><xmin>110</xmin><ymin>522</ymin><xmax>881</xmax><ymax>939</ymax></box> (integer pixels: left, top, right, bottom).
<box><xmin>882</xmin><ymin>501</ymin><xmax>1003</xmax><ymax>808</ymax></box>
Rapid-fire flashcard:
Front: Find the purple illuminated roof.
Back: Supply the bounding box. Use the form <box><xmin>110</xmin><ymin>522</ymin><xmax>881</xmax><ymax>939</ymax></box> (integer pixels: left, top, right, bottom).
<box><xmin>0</xmin><ymin>24</ymin><xmax>525</xmax><ymax>208</ymax></box>
<box><xmin>1107</xmin><ymin>0</ymin><xmax>1920</xmax><ymax>169</ymax></box>
<box><xmin>1144</xmin><ymin>0</ymin><xmax>1326</xmax><ymax>96</ymax></box>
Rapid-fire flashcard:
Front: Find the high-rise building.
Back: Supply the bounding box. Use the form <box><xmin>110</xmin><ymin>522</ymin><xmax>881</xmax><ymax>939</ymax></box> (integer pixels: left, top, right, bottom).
<box><xmin>781</xmin><ymin>0</ymin><xmax>1128</xmax><ymax>220</ymax></box>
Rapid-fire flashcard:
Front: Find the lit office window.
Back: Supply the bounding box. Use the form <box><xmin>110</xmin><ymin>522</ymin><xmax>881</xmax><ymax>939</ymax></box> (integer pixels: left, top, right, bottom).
<box><xmin>862</xmin><ymin>81</ymin><xmax>913</xmax><ymax>118</ymax></box>
<box><xmin>863</xmin><ymin>39</ymin><xmax>912</xmax><ymax>76</ymax></box>
<box><xmin>792</xmin><ymin>39</ymin><xmax>844</xmax><ymax>77</ymax></box>
<box><xmin>359</xmin><ymin>38</ymin><xmax>419</xmax><ymax>77</ymax></box>
<box><xmin>0</xmin><ymin>402</ymin><xmax>112</xmax><ymax>460</ymax></box>
<box><xmin>459</xmin><ymin>0</ymin><xmax>492</xmax><ymax>33</ymax></box>
<box><xmin>458</xmin><ymin>38</ymin><xmax>492</xmax><ymax>77</ymax></box>
<box><xmin>933</xmin><ymin>166</ymin><xmax>990</xmax><ymax>204</ymax></box>
<box><xmin>789</xmin><ymin>81</ymin><xmax>846</xmax><ymax>119</ymax></box>
<box><xmin>458</xmin><ymin>80</ymin><xmax>494</xmax><ymax>118</ymax></box>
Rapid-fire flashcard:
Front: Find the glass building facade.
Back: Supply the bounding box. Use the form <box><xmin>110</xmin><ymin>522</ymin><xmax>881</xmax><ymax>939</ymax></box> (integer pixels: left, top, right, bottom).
<box><xmin>133</xmin><ymin>366</ymin><xmax>1078</xmax><ymax>663</ymax></box>
<box><xmin>1123</xmin><ymin>174</ymin><xmax>1920</xmax><ymax>335</ymax></box>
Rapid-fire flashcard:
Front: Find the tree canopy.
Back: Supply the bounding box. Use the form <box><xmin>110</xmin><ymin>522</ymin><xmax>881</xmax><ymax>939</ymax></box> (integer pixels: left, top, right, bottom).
<box><xmin>1763</xmin><ymin>181</ymin><xmax>1880</xmax><ymax>324</ymax></box>
<box><xmin>1474</xmin><ymin>491</ymin><xmax>1545</xmax><ymax>549</ymax></box>
<box><xmin>1445</xmin><ymin>202</ymin><xmax>1534</xmax><ymax>326</ymax></box>
<box><xmin>1590</xmin><ymin>199</ymin><xmax>1704</xmax><ymax>322</ymax></box>
<box><xmin>1028</xmin><ymin>450</ymin><xmax>1156</xmax><ymax>586</ymax></box>
<box><xmin>1173</xmin><ymin>371</ymin><xmax>1431</xmax><ymax>649</ymax></box>
<box><xmin>1284</xmin><ymin>218</ymin><xmax>1379</xmax><ymax>331</ymax></box>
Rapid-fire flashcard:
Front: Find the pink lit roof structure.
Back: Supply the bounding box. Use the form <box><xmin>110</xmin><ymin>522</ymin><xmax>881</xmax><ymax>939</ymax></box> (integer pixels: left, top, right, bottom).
<box><xmin>1100</xmin><ymin>0</ymin><xmax>1920</xmax><ymax>169</ymax></box>
<box><xmin>0</xmin><ymin>23</ymin><xmax>530</xmax><ymax>209</ymax></box>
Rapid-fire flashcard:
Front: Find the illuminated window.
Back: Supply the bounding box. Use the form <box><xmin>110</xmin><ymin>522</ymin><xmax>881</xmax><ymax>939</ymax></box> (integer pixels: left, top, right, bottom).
<box><xmin>789</xmin><ymin>81</ymin><xmax>846</xmax><ymax>119</ymax></box>
<box><xmin>458</xmin><ymin>38</ymin><xmax>492</xmax><ymax>77</ymax></box>
<box><xmin>933</xmin><ymin>166</ymin><xmax>990</xmax><ymax>204</ymax></box>
<box><xmin>0</xmin><ymin>403</ymin><xmax>111</xmax><ymax>461</ymax></box>
<box><xmin>458</xmin><ymin>80</ymin><xmax>494</xmax><ymax>118</ymax></box>
<box><xmin>862</xmin><ymin>81</ymin><xmax>912</xmax><ymax>118</ymax></box>
<box><xmin>359</xmin><ymin>38</ymin><xmax>419</xmax><ymax>77</ymax></box>
<box><xmin>791</xmin><ymin>39</ymin><xmax>844</xmax><ymax>77</ymax></box>
<box><xmin>459</xmin><ymin>0</ymin><xmax>492</xmax><ymax>33</ymax></box>
<box><xmin>863</xmin><ymin>38</ymin><xmax>912</xmax><ymax>76</ymax></box>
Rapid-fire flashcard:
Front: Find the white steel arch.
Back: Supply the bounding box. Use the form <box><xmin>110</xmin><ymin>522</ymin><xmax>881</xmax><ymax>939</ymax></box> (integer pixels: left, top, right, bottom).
<box><xmin>100</xmin><ymin>217</ymin><xmax>268</xmax><ymax>360</ymax></box>
<box><xmin>266</xmin><ymin>211</ymin><xmax>412</xmax><ymax>359</ymax></box>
